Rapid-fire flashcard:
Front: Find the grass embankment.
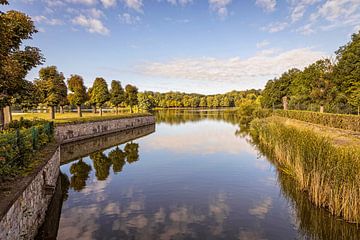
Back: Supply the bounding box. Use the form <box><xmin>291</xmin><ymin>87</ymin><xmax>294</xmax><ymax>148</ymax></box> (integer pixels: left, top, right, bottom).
<box><xmin>13</xmin><ymin>112</ymin><xmax>152</xmax><ymax>125</ymax></box>
<box><xmin>250</xmin><ymin>116</ymin><xmax>360</xmax><ymax>223</ymax></box>
<box><xmin>273</xmin><ymin>110</ymin><xmax>360</xmax><ymax>132</ymax></box>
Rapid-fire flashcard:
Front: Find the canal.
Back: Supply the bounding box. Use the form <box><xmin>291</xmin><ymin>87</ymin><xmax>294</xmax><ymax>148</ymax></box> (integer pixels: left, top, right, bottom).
<box><xmin>38</xmin><ymin>110</ymin><xmax>360</xmax><ymax>240</ymax></box>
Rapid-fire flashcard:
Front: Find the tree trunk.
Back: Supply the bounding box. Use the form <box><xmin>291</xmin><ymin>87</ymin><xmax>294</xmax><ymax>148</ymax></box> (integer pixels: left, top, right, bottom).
<box><xmin>0</xmin><ymin>108</ymin><xmax>5</xmax><ymax>130</ymax></box>
<box><xmin>60</xmin><ymin>106</ymin><xmax>64</xmax><ymax>114</ymax></box>
<box><xmin>92</xmin><ymin>105</ymin><xmax>96</xmax><ymax>114</ymax></box>
<box><xmin>77</xmin><ymin>105</ymin><xmax>82</xmax><ymax>117</ymax></box>
<box><xmin>358</xmin><ymin>106</ymin><xmax>359</xmax><ymax>116</ymax></box>
<box><xmin>116</xmin><ymin>106</ymin><xmax>119</xmax><ymax>115</ymax></box>
<box><xmin>50</xmin><ymin>106</ymin><xmax>55</xmax><ymax>119</ymax></box>
<box><xmin>99</xmin><ymin>107</ymin><xmax>103</xmax><ymax>116</ymax></box>
<box><xmin>320</xmin><ymin>105</ymin><xmax>324</xmax><ymax>113</ymax></box>
<box><xmin>129</xmin><ymin>106</ymin><xmax>133</xmax><ymax>113</ymax></box>
<box><xmin>4</xmin><ymin>106</ymin><xmax>12</xmax><ymax>124</ymax></box>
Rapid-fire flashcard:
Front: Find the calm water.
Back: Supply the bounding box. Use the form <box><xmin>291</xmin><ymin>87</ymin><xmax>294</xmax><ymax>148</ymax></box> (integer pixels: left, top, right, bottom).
<box><xmin>39</xmin><ymin>110</ymin><xmax>360</xmax><ymax>240</ymax></box>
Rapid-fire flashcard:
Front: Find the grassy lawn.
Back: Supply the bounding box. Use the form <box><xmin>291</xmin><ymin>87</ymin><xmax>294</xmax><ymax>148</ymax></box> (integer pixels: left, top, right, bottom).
<box><xmin>12</xmin><ymin>112</ymin><xmax>151</xmax><ymax>125</ymax></box>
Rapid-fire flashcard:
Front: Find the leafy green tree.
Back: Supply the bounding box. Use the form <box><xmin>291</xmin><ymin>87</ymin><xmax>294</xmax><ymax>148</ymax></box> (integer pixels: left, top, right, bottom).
<box><xmin>108</xmin><ymin>147</ymin><xmax>126</xmax><ymax>173</ymax></box>
<box><xmin>125</xmin><ymin>143</ymin><xmax>139</xmax><ymax>164</ymax></box>
<box><xmin>12</xmin><ymin>80</ymin><xmax>40</xmax><ymax>112</ymax></box>
<box><xmin>35</xmin><ymin>66</ymin><xmax>67</xmax><ymax>119</ymax></box>
<box><xmin>69</xmin><ymin>159</ymin><xmax>92</xmax><ymax>191</ymax></box>
<box><xmin>138</xmin><ymin>92</ymin><xmax>155</xmax><ymax>112</ymax></box>
<box><xmin>334</xmin><ymin>31</ymin><xmax>360</xmax><ymax>114</ymax></box>
<box><xmin>348</xmin><ymin>81</ymin><xmax>360</xmax><ymax>115</ymax></box>
<box><xmin>199</xmin><ymin>97</ymin><xmax>207</xmax><ymax>108</ymax></box>
<box><xmin>58</xmin><ymin>81</ymin><xmax>68</xmax><ymax>114</ymax></box>
<box><xmin>0</xmin><ymin>6</ymin><xmax>44</xmax><ymax>127</ymax></box>
<box><xmin>125</xmin><ymin>84</ymin><xmax>138</xmax><ymax>113</ymax></box>
<box><xmin>90</xmin><ymin>77</ymin><xmax>110</xmax><ymax>116</ymax></box>
<box><xmin>110</xmin><ymin>80</ymin><xmax>125</xmax><ymax>114</ymax></box>
<box><xmin>67</xmin><ymin>74</ymin><xmax>87</xmax><ymax>117</ymax></box>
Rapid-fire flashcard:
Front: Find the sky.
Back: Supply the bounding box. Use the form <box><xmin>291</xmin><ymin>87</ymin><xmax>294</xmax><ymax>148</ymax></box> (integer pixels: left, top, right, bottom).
<box><xmin>2</xmin><ymin>0</ymin><xmax>360</xmax><ymax>94</ymax></box>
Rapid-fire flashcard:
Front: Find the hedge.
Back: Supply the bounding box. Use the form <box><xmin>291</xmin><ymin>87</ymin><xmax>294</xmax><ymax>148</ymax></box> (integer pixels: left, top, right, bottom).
<box><xmin>273</xmin><ymin>110</ymin><xmax>360</xmax><ymax>132</ymax></box>
<box><xmin>0</xmin><ymin>122</ymin><xmax>54</xmax><ymax>178</ymax></box>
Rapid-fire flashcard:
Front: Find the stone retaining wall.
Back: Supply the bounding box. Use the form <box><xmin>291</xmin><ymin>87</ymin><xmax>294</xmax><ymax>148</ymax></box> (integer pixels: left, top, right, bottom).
<box><xmin>0</xmin><ymin>148</ymin><xmax>60</xmax><ymax>240</ymax></box>
<box><xmin>55</xmin><ymin>116</ymin><xmax>155</xmax><ymax>144</ymax></box>
<box><xmin>61</xmin><ymin>124</ymin><xmax>155</xmax><ymax>163</ymax></box>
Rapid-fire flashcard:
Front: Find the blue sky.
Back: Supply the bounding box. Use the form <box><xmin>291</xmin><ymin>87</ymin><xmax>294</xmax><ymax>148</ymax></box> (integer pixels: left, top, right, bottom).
<box><xmin>3</xmin><ymin>0</ymin><xmax>360</xmax><ymax>94</ymax></box>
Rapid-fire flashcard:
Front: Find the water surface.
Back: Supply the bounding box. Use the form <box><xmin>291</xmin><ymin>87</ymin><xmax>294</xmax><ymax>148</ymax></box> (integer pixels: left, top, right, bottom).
<box><xmin>40</xmin><ymin>110</ymin><xmax>360</xmax><ymax>240</ymax></box>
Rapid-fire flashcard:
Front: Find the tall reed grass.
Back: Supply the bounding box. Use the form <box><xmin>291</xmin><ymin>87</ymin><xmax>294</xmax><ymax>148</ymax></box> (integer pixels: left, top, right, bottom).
<box><xmin>250</xmin><ymin>117</ymin><xmax>360</xmax><ymax>223</ymax></box>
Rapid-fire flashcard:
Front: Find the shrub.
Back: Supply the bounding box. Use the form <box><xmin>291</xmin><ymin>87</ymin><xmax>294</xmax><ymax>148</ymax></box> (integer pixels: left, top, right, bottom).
<box><xmin>0</xmin><ymin>121</ymin><xmax>54</xmax><ymax>180</ymax></box>
<box><xmin>273</xmin><ymin>110</ymin><xmax>360</xmax><ymax>132</ymax></box>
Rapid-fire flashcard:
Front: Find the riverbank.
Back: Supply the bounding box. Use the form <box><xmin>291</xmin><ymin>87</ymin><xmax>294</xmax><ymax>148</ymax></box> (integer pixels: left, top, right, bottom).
<box><xmin>0</xmin><ymin>114</ymin><xmax>156</xmax><ymax>239</ymax></box>
<box><xmin>250</xmin><ymin>116</ymin><xmax>360</xmax><ymax>223</ymax></box>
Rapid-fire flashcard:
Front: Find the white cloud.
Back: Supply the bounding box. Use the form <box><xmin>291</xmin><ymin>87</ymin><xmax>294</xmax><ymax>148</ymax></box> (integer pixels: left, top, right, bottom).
<box><xmin>297</xmin><ymin>0</ymin><xmax>360</xmax><ymax>35</ymax></box>
<box><xmin>87</xmin><ymin>8</ymin><xmax>104</xmax><ymax>18</ymax></box>
<box><xmin>122</xmin><ymin>0</ymin><xmax>143</xmax><ymax>12</ymax></box>
<box><xmin>72</xmin><ymin>15</ymin><xmax>109</xmax><ymax>35</ymax></box>
<box><xmin>138</xmin><ymin>48</ymin><xmax>326</xmax><ymax>83</ymax></box>
<box><xmin>119</xmin><ymin>13</ymin><xmax>141</xmax><ymax>24</ymax></box>
<box><xmin>290</xmin><ymin>0</ymin><xmax>319</xmax><ymax>22</ymax></box>
<box><xmin>33</xmin><ymin>15</ymin><xmax>64</xmax><ymax>25</ymax></box>
<box><xmin>100</xmin><ymin>0</ymin><xmax>117</xmax><ymax>8</ymax></box>
<box><xmin>256</xmin><ymin>40</ymin><xmax>270</xmax><ymax>48</ymax></box>
<box><xmin>255</xmin><ymin>0</ymin><xmax>276</xmax><ymax>13</ymax></box>
<box><xmin>262</xmin><ymin>21</ymin><xmax>288</xmax><ymax>33</ymax></box>
<box><xmin>209</xmin><ymin>0</ymin><xmax>232</xmax><ymax>18</ymax></box>
<box><xmin>166</xmin><ymin>0</ymin><xmax>193</xmax><ymax>6</ymax></box>
<box><xmin>67</xmin><ymin>0</ymin><xmax>97</xmax><ymax>5</ymax></box>
<box><xmin>296</xmin><ymin>23</ymin><xmax>315</xmax><ymax>35</ymax></box>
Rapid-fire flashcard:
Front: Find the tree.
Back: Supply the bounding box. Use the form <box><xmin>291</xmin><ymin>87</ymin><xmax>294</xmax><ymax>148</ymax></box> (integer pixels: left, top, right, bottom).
<box><xmin>109</xmin><ymin>80</ymin><xmax>125</xmax><ymax>114</ymax></box>
<box><xmin>12</xmin><ymin>80</ymin><xmax>40</xmax><ymax>112</ymax></box>
<box><xmin>138</xmin><ymin>92</ymin><xmax>155</xmax><ymax>112</ymax></box>
<box><xmin>0</xmin><ymin>7</ymin><xmax>44</xmax><ymax>127</ymax></box>
<box><xmin>348</xmin><ymin>81</ymin><xmax>360</xmax><ymax>115</ymax></box>
<box><xmin>125</xmin><ymin>84</ymin><xmax>138</xmax><ymax>113</ymax></box>
<box><xmin>58</xmin><ymin>80</ymin><xmax>68</xmax><ymax>114</ymax></box>
<box><xmin>68</xmin><ymin>74</ymin><xmax>87</xmax><ymax>117</ymax></box>
<box><xmin>334</xmin><ymin>31</ymin><xmax>360</xmax><ymax>114</ymax></box>
<box><xmin>35</xmin><ymin>66</ymin><xmax>67</xmax><ymax>119</ymax></box>
<box><xmin>90</xmin><ymin>77</ymin><xmax>110</xmax><ymax>116</ymax></box>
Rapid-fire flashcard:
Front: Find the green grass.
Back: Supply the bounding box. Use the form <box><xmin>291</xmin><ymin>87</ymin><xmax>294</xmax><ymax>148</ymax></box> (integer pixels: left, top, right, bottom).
<box><xmin>12</xmin><ymin>112</ymin><xmax>152</xmax><ymax>125</ymax></box>
<box><xmin>250</xmin><ymin>116</ymin><xmax>360</xmax><ymax>223</ymax></box>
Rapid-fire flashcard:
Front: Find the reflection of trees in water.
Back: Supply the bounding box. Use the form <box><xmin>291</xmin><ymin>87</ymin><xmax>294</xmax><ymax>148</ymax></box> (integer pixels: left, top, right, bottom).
<box><xmin>125</xmin><ymin>143</ymin><xmax>139</xmax><ymax>164</ymax></box>
<box><xmin>67</xmin><ymin>142</ymin><xmax>140</xmax><ymax>185</ymax></box>
<box><xmin>155</xmin><ymin>109</ymin><xmax>239</xmax><ymax>125</ymax></box>
<box><xmin>108</xmin><ymin>147</ymin><xmax>126</xmax><ymax>173</ymax></box>
<box><xmin>61</xmin><ymin>172</ymin><xmax>70</xmax><ymax>201</ymax></box>
<box><xmin>90</xmin><ymin>151</ymin><xmax>112</xmax><ymax>181</ymax></box>
<box><xmin>249</xmin><ymin>135</ymin><xmax>360</xmax><ymax>240</ymax></box>
<box><xmin>69</xmin><ymin>159</ymin><xmax>92</xmax><ymax>191</ymax></box>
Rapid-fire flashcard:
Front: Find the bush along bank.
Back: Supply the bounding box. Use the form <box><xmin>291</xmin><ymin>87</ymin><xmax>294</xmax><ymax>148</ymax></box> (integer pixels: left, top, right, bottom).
<box><xmin>250</xmin><ymin>117</ymin><xmax>360</xmax><ymax>223</ymax></box>
<box><xmin>0</xmin><ymin>120</ymin><xmax>54</xmax><ymax>180</ymax></box>
<box><xmin>273</xmin><ymin>110</ymin><xmax>360</xmax><ymax>132</ymax></box>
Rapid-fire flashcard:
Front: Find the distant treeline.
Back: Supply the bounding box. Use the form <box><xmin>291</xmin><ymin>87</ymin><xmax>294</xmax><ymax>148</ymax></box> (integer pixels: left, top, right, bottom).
<box><xmin>137</xmin><ymin>89</ymin><xmax>261</xmax><ymax>109</ymax></box>
<box><xmin>261</xmin><ymin>31</ymin><xmax>360</xmax><ymax>115</ymax></box>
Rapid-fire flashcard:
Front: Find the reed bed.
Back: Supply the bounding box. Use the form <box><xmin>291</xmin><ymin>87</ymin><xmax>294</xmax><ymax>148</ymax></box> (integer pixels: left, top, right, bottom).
<box><xmin>250</xmin><ymin>117</ymin><xmax>360</xmax><ymax>223</ymax></box>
